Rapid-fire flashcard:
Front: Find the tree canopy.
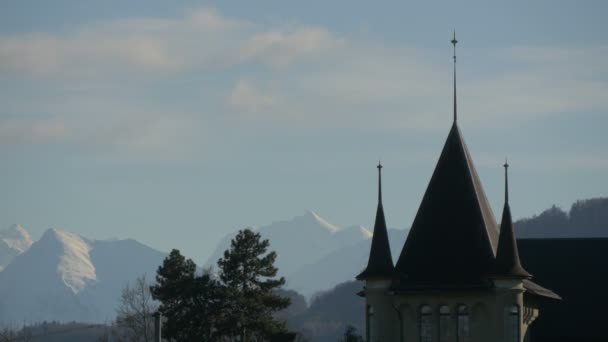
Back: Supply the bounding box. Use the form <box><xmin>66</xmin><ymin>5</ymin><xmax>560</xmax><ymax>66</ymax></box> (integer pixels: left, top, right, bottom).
<box><xmin>151</xmin><ymin>229</ymin><xmax>291</xmax><ymax>341</ymax></box>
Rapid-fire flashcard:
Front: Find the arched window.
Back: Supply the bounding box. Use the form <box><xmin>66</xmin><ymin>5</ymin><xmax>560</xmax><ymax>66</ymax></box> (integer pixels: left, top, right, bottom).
<box><xmin>457</xmin><ymin>304</ymin><xmax>470</xmax><ymax>342</ymax></box>
<box><xmin>439</xmin><ymin>305</ymin><xmax>451</xmax><ymax>342</ymax></box>
<box><xmin>504</xmin><ymin>304</ymin><xmax>520</xmax><ymax>342</ymax></box>
<box><xmin>420</xmin><ymin>305</ymin><xmax>433</xmax><ymax>342</ymax></box>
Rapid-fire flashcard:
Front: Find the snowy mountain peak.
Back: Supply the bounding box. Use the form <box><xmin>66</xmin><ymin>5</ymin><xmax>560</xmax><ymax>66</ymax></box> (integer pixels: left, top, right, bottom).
<box><xmin>301</xmin><ymin>210</ymin><xmax>340</xmax><ymax>233</ymax></box>
<box><xmin>0</xmin><ymin>224</ymin><xmax>33</xmax><ymax>253</ymax></box>
<box><xmin>353</xmin><ymin>225</ymin><xmax>373</xmax><ymax>238</ymax></box>
<box><xmin>40</xmin><ymin>228</ymin><xmax>97</xmax><ymax>294</ymax></box>
<box><xmin>0</xmin><ymin>228</ymin><xmax>166</xmax><ymax>324</ymax></box>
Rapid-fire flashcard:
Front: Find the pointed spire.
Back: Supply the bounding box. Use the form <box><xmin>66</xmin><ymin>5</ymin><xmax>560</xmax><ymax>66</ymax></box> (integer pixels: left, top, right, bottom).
<box><xmin>356</xmin><ymin>163</ymin><xmax>394</xmax><ymax>280</ymax></box>
<box><xmin>452</xmin><ymin>30</ymin><xmax>458</xmax><ymax>123</ymax></box>
<box><xmin>395</xmin><ymin>124</ymin><xmax>498</xmax><ymax>283</ymax></box>
<box><xmin>493</xmin><ymin>161</ymin><xmax>532</xmax><ymax>278</ymax></box>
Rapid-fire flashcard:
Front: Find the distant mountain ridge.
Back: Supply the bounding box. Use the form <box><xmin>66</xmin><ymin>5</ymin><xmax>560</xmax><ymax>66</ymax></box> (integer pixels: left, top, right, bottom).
<box><xmin>0</xmin><ymin>227</ymin><xmax>166</xmax><ymax>326</ymax></box>
<box><xmin>204</xmin><ymin>210</ymin><xmax>375</xmax><ymax>297</ymax></box>
<box><xmin>0</xmin><ymin>224</ymin><xmax>33</xmax><ymax>271</ymax></box>
<box><xmin>0</xmin><ymin>197</ymin><xmax>605</xmax><ymax>327</ymax></box>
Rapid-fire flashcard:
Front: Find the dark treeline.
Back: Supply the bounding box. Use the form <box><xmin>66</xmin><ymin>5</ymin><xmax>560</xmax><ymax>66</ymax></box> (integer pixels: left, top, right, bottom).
<box><xmin>0</xmin><ymin>321</ymin><xmax>110</xmax><ymax>342</ymax></box>
<box><xmin>516</xmin><ymin>197</ymin><xmax>608</xmax><ymax>238</ymax></box>
<box><xmin>284</xmin><ymin>282</ymin><xmax>365</xmax><ymax>342</ymax></box>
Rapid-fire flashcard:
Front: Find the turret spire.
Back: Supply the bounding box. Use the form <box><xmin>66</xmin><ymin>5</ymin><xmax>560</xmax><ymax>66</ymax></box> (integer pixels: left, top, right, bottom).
<box><xmin>452</xmin><ymin>30</ymin><xmax>458</xmax><ymax>123</ymax></box>
<box><xmin>493</xmin><ymin>161</ymin><xmax>532</xmax><ymax>278</ymax></box>
<box><xmin>356</xmin><ymin>163</ymin><xmax>394</xmax><ymax>280</ymax></box>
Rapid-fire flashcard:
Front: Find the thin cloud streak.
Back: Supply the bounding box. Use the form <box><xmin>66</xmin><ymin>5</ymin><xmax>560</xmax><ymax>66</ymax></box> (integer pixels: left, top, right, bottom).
<box><xmin>1</xmin><ymin>5</ymin><xmax>607</xmax><ymax>160</ymax></box>
<box><xmin>0</xmin><ymin>7</ymin><xmax>341</xmax><ymax>78</ymax></box>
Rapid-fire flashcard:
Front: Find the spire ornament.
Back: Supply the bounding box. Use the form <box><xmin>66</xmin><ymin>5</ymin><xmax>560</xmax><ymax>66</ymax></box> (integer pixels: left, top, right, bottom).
<box><xmin>452</xmin><ymin>30</ymin><xmax>458</xmax><ymax>123</ymax></box>
<box><xmin>504</xmin><ymin>158</ymin><xmax>509</xmax><ymax>204</ymax></box>
<box><xmin>377</xmin><ymin>161</ymin><xmax>383</xmax><ymax>205</ymax></box>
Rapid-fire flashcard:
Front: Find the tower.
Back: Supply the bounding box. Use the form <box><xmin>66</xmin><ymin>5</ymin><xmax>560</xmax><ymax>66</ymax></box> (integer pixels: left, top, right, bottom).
<box><xmin>357</xmin><ymin>33</ymin><xmax>560</xmax><ymax>342</ymax></box>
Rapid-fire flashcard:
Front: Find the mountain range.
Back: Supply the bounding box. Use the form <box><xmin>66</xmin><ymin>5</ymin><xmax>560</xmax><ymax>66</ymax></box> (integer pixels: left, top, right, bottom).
<box><xmin>203</xmin><ymin>210</ymin><xmax>393</xmax><ymax>297</ymax></box>
<box><xmin>0</xmin><ymin>228</ymin><xmax>165</xmax><ymax>326</ymax></box>
<box><xmin>0</xmin><ymin>197</ymin><xmax>606</xmax><ymax>328</ymax></box>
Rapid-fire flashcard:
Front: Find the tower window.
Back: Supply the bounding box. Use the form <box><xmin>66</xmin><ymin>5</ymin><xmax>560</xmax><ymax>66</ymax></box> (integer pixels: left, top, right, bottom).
<box><xmin>439</xmin><ymin>305</ymin><xmax>451</xmax><ymax>342</ymax></box>
<box><xmin>366</xmin><ymin>305</ymin><xmax>374</xmax><ymax>342</ymax></box>
<box><xmin>504</xmin><ymin>304</ymin><xmax>520</xmax><ymax>342</ymax></box>
<box><xmin>420</xmin><ymin>305</ymin><xmax>433</xmax><ymax>342</ymax></box>
<box><xmin>457</xmin><ymin>304</ymin><xmax>470</xmax><ymax>342</ymax></box>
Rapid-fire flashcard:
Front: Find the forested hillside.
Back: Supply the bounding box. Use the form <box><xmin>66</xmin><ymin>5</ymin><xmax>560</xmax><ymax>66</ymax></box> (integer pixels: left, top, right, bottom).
<box><xmin>516</xmin><ymin>197</ymin><xmax>608</xmax><ymax>238</ymax></box>
<box><xmin>286</xmin><ymin>281</ymin><xmax>365</xmax><ymax>342</ymax></box>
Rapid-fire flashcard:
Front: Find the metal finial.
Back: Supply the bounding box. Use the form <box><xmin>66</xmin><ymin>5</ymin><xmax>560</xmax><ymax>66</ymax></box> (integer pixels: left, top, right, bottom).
<box><xmin>504</xmin><ymin>158</ymin><xmax>509</xmax><ymax>204</ymax></box>
<box><xmin>377</xmin><ymin>161</ymin><xmax>383</xmax><ymax>205</ymax></box>
<box><xmin>451</xmin><ymin>30</ymin><xmax>458</xmax><ymax>123</ymax></box>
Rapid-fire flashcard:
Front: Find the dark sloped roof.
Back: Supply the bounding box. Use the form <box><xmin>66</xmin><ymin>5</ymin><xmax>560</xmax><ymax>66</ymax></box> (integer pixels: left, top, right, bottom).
<box><xmin>394</xmin><ymin>122</ymin><xmax>498</xmax><ymax>285</ymax></box>
<box><xmin>493</xmin><ymin>203</ymin><xmax>532</xmax><ymax>278</ymax></box>
<box><xmin>357</xmin><ymin>165</ymin><xmax>394</xmax><ymax>280</ymax></box>
<box><xmin>523</xmin><ymin>279</ymin><xmax>560</xmax><ymax>300</ymax></box>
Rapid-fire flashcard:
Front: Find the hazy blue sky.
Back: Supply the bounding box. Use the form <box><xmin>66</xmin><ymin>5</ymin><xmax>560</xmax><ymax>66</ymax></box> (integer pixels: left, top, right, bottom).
<box><xmin>1</xmin><ymin>0</ymin><xmax>607</xmax><ymax>263</ymax></box>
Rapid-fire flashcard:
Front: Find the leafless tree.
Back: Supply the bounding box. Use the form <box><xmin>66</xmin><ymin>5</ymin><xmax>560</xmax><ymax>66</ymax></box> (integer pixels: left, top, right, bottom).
<box><xmin>115</xmin><ymin>274</ymin><xmax>158</xmax><ymax>342</ymax></box>
<box><xmin>0</xmin><ymin>328</ymin><xmax>16</xmax><ymax>342</ymax></box>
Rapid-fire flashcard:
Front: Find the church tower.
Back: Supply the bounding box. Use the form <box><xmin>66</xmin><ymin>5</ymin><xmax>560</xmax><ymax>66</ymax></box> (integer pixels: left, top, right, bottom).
<box><xmin>358</xmin><ymin>33</ymin><xmax>559</xmax><ymax>342</ymax></box>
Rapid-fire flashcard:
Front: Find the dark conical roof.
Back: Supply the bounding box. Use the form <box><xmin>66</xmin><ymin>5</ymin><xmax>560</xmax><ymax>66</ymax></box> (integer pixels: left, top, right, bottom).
<box><xmin>357</xmin><ymin>164</ymin><xmax>394</xmax><ymax>280</ymax></box>
<box><xmin>394</xmin><ymin>122</ymin><xmax>499</xmax><ymax>285</ymax></box>
<box><xmin>493</xmin><ymin>204</ymin><xmax>531</xmax><ymax>278</ymax></box>
<box><xmin>493</xmin><ymin>163</ymin><xmax>532</xmax><ymax>278</ymax></box>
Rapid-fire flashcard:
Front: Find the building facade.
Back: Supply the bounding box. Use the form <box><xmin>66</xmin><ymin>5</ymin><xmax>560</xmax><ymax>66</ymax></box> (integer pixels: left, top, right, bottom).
<box><xmin>356</xmin><ymin>35</ymin><xmax>560</xmax><ymax>342</ymax></box>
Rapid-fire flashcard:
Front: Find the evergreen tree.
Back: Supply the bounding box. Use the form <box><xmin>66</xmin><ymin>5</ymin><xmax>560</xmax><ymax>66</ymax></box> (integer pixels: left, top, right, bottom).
<box><xmin>150</xmin><ymin>249</ymin><xmax>223</xmax><ymax>341</ymax></box>
<box><xmin>217</xmin><ymin>229</ymin><xmax>291</xmax><ymax>342</ymax></box>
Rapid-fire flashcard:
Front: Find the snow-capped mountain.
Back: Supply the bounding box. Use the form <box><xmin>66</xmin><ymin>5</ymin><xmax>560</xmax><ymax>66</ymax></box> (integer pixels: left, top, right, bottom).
<box><xmin>0</xmin><ymin>212</ymin><xmax>375</xmax><ymax>325</ymax></box>
<box><xmin>0</xmin><ymin>224</ymin><xmax>33</xmax><ymax>271</ymax></box>
<box><xmin>204</xmin><ymin>211</ymin><xmax>374</xmax><ymax>296</ymax></box>
<box><xmin>0</xmin><ymin>228</ymin><xmax>165</xmax><ymax>325</ymax></box>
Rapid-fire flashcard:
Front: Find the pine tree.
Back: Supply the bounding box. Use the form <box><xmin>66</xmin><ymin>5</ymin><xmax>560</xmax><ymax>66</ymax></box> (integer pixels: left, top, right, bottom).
<box><xmin>150</xmin><ymin>249</ymin><xmax>222</xmax><ymax>341</ymax></box>
<box><xmin>217</xmin><ymin>229</ymin><xmax>291</xmax><ymax>342</ymax></box>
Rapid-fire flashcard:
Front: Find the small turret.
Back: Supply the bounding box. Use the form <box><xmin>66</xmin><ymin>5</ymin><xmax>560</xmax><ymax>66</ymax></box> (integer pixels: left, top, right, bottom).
<box><xmin>493</xmin><ymin>160</ymin><xmax>532</xmax><ymax>278</ymax></box>
<box><xmin>357</xmin><ymin>162</ymin><xmax>394</xmax><ymax>280</ymax></box>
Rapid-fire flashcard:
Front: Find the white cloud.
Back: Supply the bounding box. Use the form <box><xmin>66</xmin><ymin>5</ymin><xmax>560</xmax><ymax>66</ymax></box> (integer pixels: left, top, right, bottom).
<box><xmin>1</xmin><ymin>5</ymin><xmax>607</xmax><ymax>158</ymax></box>
<box><xmin>0</xmin><ymin>7</ymin><xmax>340</xmax><ymax>77</ymax></box>
<box><xmin>238</xmin><ymin>27</ymin><xmax>343</xmax><ymax>67</ymax></box>
<box><xmin>227</xmin><ymin>79</ymin><xmax>276</xmax><ymax>112</ymax></box>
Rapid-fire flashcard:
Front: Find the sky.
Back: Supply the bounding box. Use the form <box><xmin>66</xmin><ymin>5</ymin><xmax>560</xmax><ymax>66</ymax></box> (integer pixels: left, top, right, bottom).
<box><xmin>1</xmin><ymin>0</ymin><xmax>607</xmax><ymax>263</ymax></box>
